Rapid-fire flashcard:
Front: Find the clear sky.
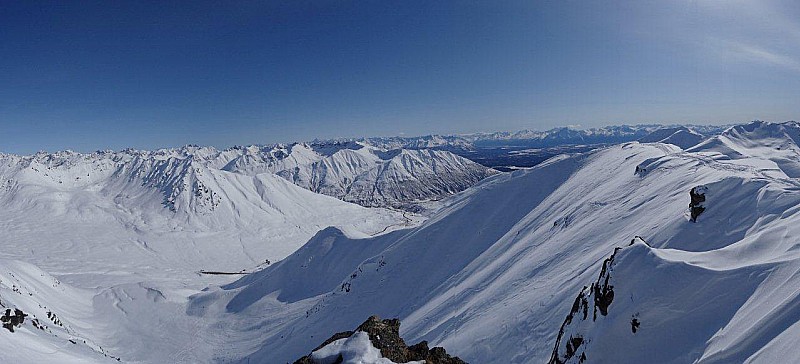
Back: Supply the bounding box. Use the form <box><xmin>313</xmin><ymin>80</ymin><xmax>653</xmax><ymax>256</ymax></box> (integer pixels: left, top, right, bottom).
<box><xmin>2</xmin><ymin>1</ymin><xmax>799</xmax><ymax>154</ymax></box>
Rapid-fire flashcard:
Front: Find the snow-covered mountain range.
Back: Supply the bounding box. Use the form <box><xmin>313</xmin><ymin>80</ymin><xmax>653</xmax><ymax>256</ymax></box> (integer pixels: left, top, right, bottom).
<box><xmin>1</xmin><ymin>121</ymin><xmax>798</xmax><ymax>363</ymax></box>
<box><xmin>276</xmin><ymin>146</ymin><xmax>493</xmax><ymax>209</ymax></box>
<box><xmin>344</xmin><ymin>124</ymin><xmax>730</xmax><ymax>151</ymax></box>
<box><xmin>187</xmin><ymin>120</ymin><xmax>800</xmax><ymax>363</ymax></box>
<box><xmin>0</xmin><ymin>141</ymin><xmax>495</xmax><ymax>211</ymax></box>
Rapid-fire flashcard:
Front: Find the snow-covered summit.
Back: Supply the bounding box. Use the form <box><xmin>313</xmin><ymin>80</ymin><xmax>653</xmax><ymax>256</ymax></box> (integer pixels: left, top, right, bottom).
<box><xmin>638</xmin><ymin>126</ymin><xmax>705</xmax><ymax>149</ymax></box>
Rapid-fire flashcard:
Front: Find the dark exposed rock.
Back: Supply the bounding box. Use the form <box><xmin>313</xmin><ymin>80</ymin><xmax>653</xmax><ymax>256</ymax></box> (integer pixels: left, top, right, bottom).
<box><xmin>631</xmin><ymin>317</ymin><xmax>640</xmax><ymax>334</ymax></box>
<box><xmin>593</xmin><ymin>247</ymin><xmax>619</xmax><ymax>320</ymax></box>
<box><xmin>294</xmin><ymin>315</ymin><xmax>466</xmax><ymax>364</ymax></box>
<box><xmin>548</xmin><ymin>287</ymin><xmax>590</xmax><ymax>364</ymax></box>
<box><xmin>355</xmin><ymin>316</ymin><xmax>409</xmax><ymax>360</ymax></box>
<box><xmin>548</xmin><ymin>246</ymin><xmax>623</xmax><ymax>364</ymax></box>
<box><xmin>310</xmin><ymin>330</ymin><xmax>355</xmax><ymax>353</ymax></box>
<box><xmin>1</xmin><ymin>308</ymin><xmax>27</xmax><ymax>332</ymax></box>
<box><xmin>689</xmin><ymin>185</ymin><xmax>707</xmax><ymax>222</ymax></box>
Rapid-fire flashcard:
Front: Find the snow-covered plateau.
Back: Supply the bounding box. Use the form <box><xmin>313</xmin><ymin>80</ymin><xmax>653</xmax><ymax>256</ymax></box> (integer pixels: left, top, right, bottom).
<box><xmin>1</xmin><ymin>121</ymin><xmax>799</xmax><ymax>363</ymax></box>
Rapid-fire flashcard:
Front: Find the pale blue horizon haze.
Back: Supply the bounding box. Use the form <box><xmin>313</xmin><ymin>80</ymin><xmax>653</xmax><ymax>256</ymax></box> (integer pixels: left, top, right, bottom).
<box><xmin>1</xmin><ymin>1</ymin><xmax>799</xmax><ymax>154</ymax></box>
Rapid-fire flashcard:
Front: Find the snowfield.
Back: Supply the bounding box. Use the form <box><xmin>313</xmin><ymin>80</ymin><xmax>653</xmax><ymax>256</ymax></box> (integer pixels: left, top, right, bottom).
<box><xmin>1</xmin><ymin>121</ymin><xmax>800</xmax><ymax>363</ymax></box>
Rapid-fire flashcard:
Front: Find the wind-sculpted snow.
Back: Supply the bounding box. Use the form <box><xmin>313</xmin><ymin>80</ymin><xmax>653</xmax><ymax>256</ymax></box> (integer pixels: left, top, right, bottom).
<box><xmin>188</xmin><ymin>121</ymin><xmax>800</xmax><ymax>363</ymax></box>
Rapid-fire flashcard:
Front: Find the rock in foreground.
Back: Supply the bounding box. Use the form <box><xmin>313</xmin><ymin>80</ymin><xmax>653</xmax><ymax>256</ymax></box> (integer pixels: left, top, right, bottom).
<box><xmin>294</xmin><ymin>316</ymin><xmax>466</xmax><ymax>364</ymax></box>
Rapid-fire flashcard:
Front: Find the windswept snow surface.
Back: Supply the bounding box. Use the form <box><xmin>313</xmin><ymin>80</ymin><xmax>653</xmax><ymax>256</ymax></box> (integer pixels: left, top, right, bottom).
<box><xmin>190</xmin><ymin>121</ymin><xmax>800</xmax><ymax>363</ymax></box>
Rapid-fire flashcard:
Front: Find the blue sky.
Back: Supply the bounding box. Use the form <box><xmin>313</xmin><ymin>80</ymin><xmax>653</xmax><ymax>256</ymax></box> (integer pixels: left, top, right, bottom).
<box><xmin>1</xmin><ymin>1</ymin><xmax>799</xmax><ymax>154</ymax></box>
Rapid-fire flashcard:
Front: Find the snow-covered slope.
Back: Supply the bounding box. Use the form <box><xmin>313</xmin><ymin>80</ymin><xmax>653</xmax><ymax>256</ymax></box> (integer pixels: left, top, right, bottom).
<box><xmin>275</xmin><ymin>146</ymin><xmax>495</xmax><ymax>209</ymax></box>
<box><xmin>0</xmin><ymin>259</ymin><xmax>117</xmax><ymax>363</ymax></box>
<box><xmin>190</xmin><ymin>121</ymin><xmax>800</xmax><ymax>363</ymax></box>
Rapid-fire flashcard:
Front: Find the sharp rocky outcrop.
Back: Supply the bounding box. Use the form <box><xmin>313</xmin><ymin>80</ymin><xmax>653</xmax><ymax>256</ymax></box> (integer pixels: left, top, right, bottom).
<box><xmin>548</xmin><ymin>242</ymin><xmax>629</xmax><ymax>364</ymax></box>
<box><xmin>294</xmin><ymin>315</ymin><xmax>466</xmax><ymax>364</ymax></box>
<box><xmin>689</xmin><ymin>185</ymin><xmax>707</xmax><ymax>222</ymax></box>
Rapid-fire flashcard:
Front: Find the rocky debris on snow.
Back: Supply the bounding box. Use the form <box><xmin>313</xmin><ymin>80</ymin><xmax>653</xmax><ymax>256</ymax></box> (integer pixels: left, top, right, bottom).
<box><xmin>1</xmin><ymin>308</ymin><xmax>27</xmax><ymax>332</ymax></box>
<box><xmin>294</xmin><ymin>315</ymin><xmax>466</xmax><ymax>364</ymax></box>
<box><xmin>689</xmin><ymin>185</ymin><xmax>707</xmax><ymax>222</ymax></box>
<box><xmin>46</xmin><ymin>310</ymin><xmax>63</xmax><ymax>327</ymax></box>
<box><xmin>31</xmin><ymin>318</ymin><xmax>46</xmax><ymax>331</ymax></box>
<box><xmin>631</xmin><ymin>314</ymin><xmax>641</xmax><ymax>334</ymax></box>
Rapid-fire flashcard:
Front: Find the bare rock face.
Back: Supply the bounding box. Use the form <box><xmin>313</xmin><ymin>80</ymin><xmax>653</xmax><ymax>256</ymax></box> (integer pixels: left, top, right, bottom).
<box><xmin>0</xmin><ymin>308</ymin><xmax>27</xmax><ymax>332</ymax></box>
<box><xmin>548</xmin><ymin>241</ymin><xmax>633</xmax><ymax>364</ymax></box>
<box><xmin>294</xmin><ymin>315</ymin><xmax>467</xmax><ymax>364</ymax></box>
<box><xmin>689</xmin><ymin>185</ymin><xmax>708</xmax><ymax>222</ymax></box>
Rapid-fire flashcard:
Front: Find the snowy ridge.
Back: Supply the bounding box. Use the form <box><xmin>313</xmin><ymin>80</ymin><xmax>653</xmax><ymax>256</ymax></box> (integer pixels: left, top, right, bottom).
<box><xmin>638</xmin><ymin>126</ymin><xmax>706</xmax><ymax>149</ymax></box>
<box><xmin>189</xmin><ymin>121</ymin><xmax>800</xmax><ymax>363</ymax></box>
